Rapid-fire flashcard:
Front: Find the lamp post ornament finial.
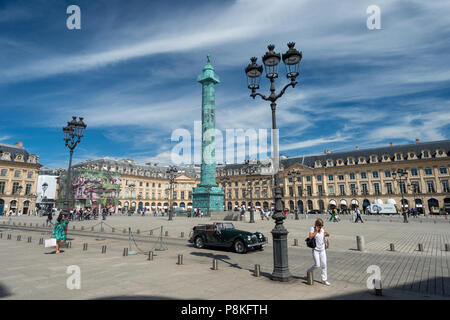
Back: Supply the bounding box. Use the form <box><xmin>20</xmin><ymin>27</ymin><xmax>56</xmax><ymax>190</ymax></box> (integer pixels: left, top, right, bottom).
<box><xmin>207</xmin><ymin>53</ymin><xmax>210</xmax><ymax>63</ymax></box>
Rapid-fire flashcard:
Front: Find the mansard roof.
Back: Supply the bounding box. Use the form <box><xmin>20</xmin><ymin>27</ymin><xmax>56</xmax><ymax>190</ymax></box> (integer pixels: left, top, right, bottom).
<box><xmin>281</xmin><ymin>139</ymin><xmax>450</xmax><ymax>169</ymax></box>
<box><xmin>0</xmin><ymin>143</ymin><xmax>34</xmax><ymax>163</ymax></box>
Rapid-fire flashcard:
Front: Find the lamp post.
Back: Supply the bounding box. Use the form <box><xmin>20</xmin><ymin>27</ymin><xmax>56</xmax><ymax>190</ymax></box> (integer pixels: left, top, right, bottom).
<box><xmin>243</xmin><ymin>160</ymin><xmax>260</xmax><ymax>223</ymax></box>
<box><xmin>166</xmin><ymin>166</ymin><xmax>178</xmax><ymax>221</ymax></box>
<box><xmin>392</xmin><ymin>169</ymin><xmax>408</xmax><ymax>223</ymax></box>
<box><xmin>128</xmin><ymin>183</ymin><xmax>136</xmax><ymax>215</ymax></box>
<box><xmin>16</xmin><ymin>185</ymin><xmax>23</xmax><ymax>215</ymax></box>
<box><xmin>245</xmin><ymin>42</ymin><xmax>302</xmax><ymax>282</ymax></box>
<box><xmin>42</xmin><ymin>182</ymin><xmax>48</xmax><ymax>212</ymax></box>
<box><xmin>219</xmin><ymin>176</ymin><xmax>231</xmax><ymax>211</ymax></box>
<box><xmin>62</xmin><ymin>117</ymin><xmax>86</xmax><ymax>215</ymax></box>
<box><xmin>287</xmin><ymin>170</ymin><xmax>301</xmax><ymax>220</ymax></box>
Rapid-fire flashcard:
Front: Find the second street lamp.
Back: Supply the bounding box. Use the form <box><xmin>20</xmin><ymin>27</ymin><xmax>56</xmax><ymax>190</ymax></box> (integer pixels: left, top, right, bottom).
<box><xmin>62</xmin><ymin>116</ymin><xmax>86</xmax><ymax>215</ymax></box>
<box><xmin>166</xmin><ymin>166</ymin><xmax>178</xmax><ymax>221</ymax></box>
<box><xmin>392</xmin><ymin>169</ymin><xmax>408</xmax><ymax>223</ymax></box>
<box><xmin>245</xmin><ymin>42</ymin><xmax>302</xmax><ymax>282</ymax></box>
<box><xmin>243</xmin><ymin>160</ymin><xmax>260</xmax><ymax>223</ymax></box>
<box><xmin>287</xmin><ymin>170</ymin><xmax>301</xmax><ymax>220</ymax></box>
<box><xmin>219</xmin><ymin>176</ymin><xmax>231</xmax><ymax>211</ymax></box>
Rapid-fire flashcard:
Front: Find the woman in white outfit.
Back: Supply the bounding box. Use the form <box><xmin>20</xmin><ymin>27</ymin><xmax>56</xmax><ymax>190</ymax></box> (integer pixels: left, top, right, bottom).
<box><xmin>307</xmin><ymin>218</ymin><xmax>330</xmax><ymax>285</ymax></box>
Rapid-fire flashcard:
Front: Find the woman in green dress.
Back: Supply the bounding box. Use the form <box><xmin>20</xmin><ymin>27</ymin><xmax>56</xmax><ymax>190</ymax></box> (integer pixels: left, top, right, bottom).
<box><xmin>52</xmin><ymin>213</ymin><xmax>67</xmax><ymax>254</ymax></box>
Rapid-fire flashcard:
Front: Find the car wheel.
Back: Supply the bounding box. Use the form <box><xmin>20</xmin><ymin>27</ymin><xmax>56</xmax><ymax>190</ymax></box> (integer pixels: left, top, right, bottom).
<box><xmin>234</xmin><ymin>239</ymin><xmax>246</xmax><ymax>254</ymax></box>
<box><xmin>194</xmin><ymin>236</ymin><xmax>204</xmax><ymax>249</ymax></box>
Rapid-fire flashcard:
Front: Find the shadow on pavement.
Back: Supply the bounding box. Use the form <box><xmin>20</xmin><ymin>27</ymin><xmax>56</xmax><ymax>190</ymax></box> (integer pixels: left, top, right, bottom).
<box><xmin>0</xmin><ymin>283</ymin><xmax>11</xmax><ymax>299</ymax></box>
<box><xmin>190</xmin><ymin>251</ymin><xmax>243</xmax><ymax>270</ymax></box>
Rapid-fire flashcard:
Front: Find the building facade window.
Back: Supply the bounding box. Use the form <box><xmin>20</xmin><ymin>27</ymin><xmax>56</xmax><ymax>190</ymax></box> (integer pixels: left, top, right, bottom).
<box><xmin>307</xmin><ymin>186</ymin><xmax>312</xmax><ymax>196</ymax></box>
<box><xmin>328</xmin><ymin>185</ymin><xmax>334</xmax><ymax>195</ymax></box>
<box><xmin>12</xmin><ymin>182</ymin><xmax>20</xmax><ymax>194</ymax></box>
<box><xmin>361</xmin><ymin>183</ymin><xmax>368</xmax><ymax>194</ymax></box>
<box><xmin>440</xmin><ymin>167</ymin><xmax>448</xmax><ymax>174</ymax></box>
<box><xmin>374</xmin><ymin>183</ymin><xmax>380</xmax><ymax>195</ymax></box>
<box><xmin>0</xmin><ymin>169</ymin><xmax>7</xmax><ymax>176</ymax></box>
<box><xmin>14</xmin><ymin>170</ymin><xmax>21</xmax><ymax>178</ymax></box>
<box><xmin>0</xmin><ymin>181</ymin><xmax>5</xmax><ymax>194</ymax></box>
<box><xmin>306</xmin><ymin>176</ymin><xmax>311</xmax><ymax>182</ymax></box>
<box><xmin>373</xmin><ymin>171</ymin><xmax>379</xmax><ymax>178</ymax></box>
<box><xmin>425</xmin><ymin>168</ymin><xmax>433</xmax><ymax>175</ymax></box>
<box><xmin>386</xmin><ymin>182</ymin><xmax>393</xmax><ymax>194</ymax></box>
<box><xmin>442</xmin><ymin>180</ymin><xmax>449</xmax><ymax>192</ymax></box>
<box><xmin>399</xmin><ymin>182</ymin><xmax>406</xmax><ymax>194</ymax></box>
<box><xmin>317</xmin><ymin>175</ymin><xmax>322</xmax><ymax>182</ymax></box>
<box><xmin>361</xmin><ymin>172</ymin><xmax>367</xmax><ymax>179</ymax></box>
<box><xmin>25</xmin><ymin>184</ymin><xmax>32</xmax><ymax>195</ymax></box>
<box><xmin>27</xmin><ymin>172</ymin><xmax>33</xmax><ymax>179</ymax></box>
<box><xmin>328</xmin><ymin>175</ymin><xmax>333</xmax><ymax>181</ymax></box>
<box><xmin>411</xmin><ymin>181</ymin><xmax>420</xmax><ymax>193</ymax></box>
<box><xmin>385</xmin><ymin>171</ymin><xmax>391</xmax><ymax>178</ymax></box>
<box><xmin>411</xmin><ymin>169</ymin><xmax>418</xmax><ymax>176</ymax></box>
<box><xmin>427</xmin><ymin>181</ymin><xmax>435</xmax><ymax>193</ymax></box>
<box><xmin>339</xmin><ymin>185</ymin><xmax>345</xmax><ymax>195</ymax></box>
<box><xmin>338</xmin><ymin>175</ymin><xmax>344</xmax><ymax>181</ymax></box>
<box><xmin>349</xmin><ymin>173</ymin><xmax>355</xmax><ymax>180</ymax></box>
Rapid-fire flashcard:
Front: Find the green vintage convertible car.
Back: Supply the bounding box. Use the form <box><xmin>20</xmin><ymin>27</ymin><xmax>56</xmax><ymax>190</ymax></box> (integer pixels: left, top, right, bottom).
<box><xmin>188</xmin><ymin>222</ymin><xmax>267</xmax><ymax>253</ymax></box>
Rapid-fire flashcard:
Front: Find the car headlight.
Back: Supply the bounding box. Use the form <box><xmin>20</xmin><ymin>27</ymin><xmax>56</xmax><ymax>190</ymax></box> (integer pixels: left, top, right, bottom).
<box><xmin>258</xmin><ymin>234</ymin><xmax>262</xmax><ymax>238</ymax></box>
<box><xmin>247</xmin><ymin>236</ymin><xmax>251</xmax><ymax>241</ymax></box>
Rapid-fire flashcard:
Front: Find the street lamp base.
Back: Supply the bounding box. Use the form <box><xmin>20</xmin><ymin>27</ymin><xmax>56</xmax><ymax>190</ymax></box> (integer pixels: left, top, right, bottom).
<box><xmin>271</xmin><ymin>225</ymin><xmax>292</xmax><ymax>282</ymax></box>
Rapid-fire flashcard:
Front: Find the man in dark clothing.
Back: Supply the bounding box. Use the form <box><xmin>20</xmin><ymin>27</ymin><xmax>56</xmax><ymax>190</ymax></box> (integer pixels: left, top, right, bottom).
<box><xmin>46</xmin><ymin>210</ymin><xmax>54</xmax><ymax>227</ymax></box>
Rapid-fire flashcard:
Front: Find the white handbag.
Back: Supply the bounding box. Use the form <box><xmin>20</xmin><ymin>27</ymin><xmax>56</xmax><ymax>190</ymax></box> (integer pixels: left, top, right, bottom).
<box><xmin>45</xmin><ymin>238</ymin><xmax>57</xmax><ymax>248</ymax></box>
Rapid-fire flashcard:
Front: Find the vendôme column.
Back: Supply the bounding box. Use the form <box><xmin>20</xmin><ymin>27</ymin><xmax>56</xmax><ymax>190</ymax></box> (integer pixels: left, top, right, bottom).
<box><xmin>192</xmin><ymin>54</ymin><xmax>224</xmax><ymax>216</ymax></box>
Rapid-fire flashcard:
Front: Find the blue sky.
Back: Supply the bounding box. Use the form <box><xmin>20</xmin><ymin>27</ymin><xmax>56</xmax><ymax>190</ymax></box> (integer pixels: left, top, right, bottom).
<box><xmin>0</xmin><ymin>0</ymin><xmax>449</xmax><ymax>169</ymax></box>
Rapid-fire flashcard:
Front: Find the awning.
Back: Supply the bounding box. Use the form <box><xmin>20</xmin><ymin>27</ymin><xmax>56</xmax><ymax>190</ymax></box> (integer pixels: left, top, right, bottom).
<box><xmin>386</xmin><ymin>199</ymin><xmax>396</xmax><ymax>205</ymax></box>
<box><xmin>374</xmin><ymin>199</ymin><xmax>383</xmax><ymax>205</ymax></box>
<box><xmin>329</xmin><ymin>200</ymin><xmax>337</xmax><ymax>206</ymax></box>
<box><xmin>340</xmin><ymin>199</ymin><xmax>347</xmax><ymax>205</ymax></box>
<box><xmin>351</xmin><ymin>199</ymin><xmax>359</xmax><ymax>205</ymax></box>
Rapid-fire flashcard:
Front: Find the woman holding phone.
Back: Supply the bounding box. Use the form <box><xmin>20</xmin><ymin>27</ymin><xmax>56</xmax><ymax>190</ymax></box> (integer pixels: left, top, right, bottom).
<box><xmin>307</xmin><ymin>218</ymin><xmax>330</xmax><ymax>285</ymax></box>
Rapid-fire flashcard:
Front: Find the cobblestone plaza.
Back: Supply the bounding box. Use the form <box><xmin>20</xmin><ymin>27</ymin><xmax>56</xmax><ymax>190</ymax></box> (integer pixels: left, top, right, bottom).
<box><xmin>0</xmin><ymin>214</ymin><xmax>448</xmax><ymax>299</ymax></box>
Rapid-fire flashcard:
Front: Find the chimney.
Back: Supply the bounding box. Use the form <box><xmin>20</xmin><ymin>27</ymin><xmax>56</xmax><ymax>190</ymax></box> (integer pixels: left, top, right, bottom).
<box><xmin>415</xmin><ymin>138</ymin><xmax>419</xmax><ymax>143</ymax></box>
<box><xmin>389</xmin><ymin>142</ymin><xmax>393</xmax><ymax>147</ymax></box>
<box><xmin>355</xmin><ymin>146</ymin><xmax>359</xmax><ymax>150</ymax></box>
<box><xmin>15</xmin><ymin>141</ymin><xmax>23</xmax><ymax>148</ymax></box>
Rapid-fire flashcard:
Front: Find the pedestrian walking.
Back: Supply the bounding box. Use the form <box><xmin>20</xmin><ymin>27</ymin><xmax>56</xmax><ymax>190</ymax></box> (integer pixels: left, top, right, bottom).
<box><xmin>46</xmin><ymin>210</ymin><xmax>54</xmax><ymax>227</ymax></box>
<box><xmin>52</xmin><ymin>213</ymin><xmax>67</xmax><ymax>254</ymax></box>
<box><xmin>307</xmin><ymin>218</ymin><xmax>330</xmax><ymax>286</ymax></box>
<box><xmin>329</xmin><ymin>208</ymin><xmax>338</xmax><ymax>222</ymax></box>
<box><xmin>355</xmin><ymin>207</ymin><xmax>364</xmax><ymax>223</ymax></box>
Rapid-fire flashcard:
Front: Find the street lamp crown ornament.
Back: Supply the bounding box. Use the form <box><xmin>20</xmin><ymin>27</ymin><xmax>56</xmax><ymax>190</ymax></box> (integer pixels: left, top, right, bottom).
<box><xmin>245</xmin><ymin>57</ymin><xmax>263</xmax><ymax>90</ymax></box>
<box><xmin>282</xmin><ymin>42</ymin><xmax>302</xmax><ymax>80</ymax></box>
<box><xmin>262</xmin><ymin>44</ymin><xmax>281</xmax><ymax>79</ymax></box>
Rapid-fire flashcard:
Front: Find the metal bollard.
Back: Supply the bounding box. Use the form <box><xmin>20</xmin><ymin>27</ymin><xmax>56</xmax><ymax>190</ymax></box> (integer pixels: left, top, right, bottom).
<box><xmin>418</xmin><ymin>243</ymin><xmax>423</xmax><ymax>252</ymax></box>
<box><xmin>67</xmin><ymin>241</ymin><xmax>72</xmax><ymax>248</ymax></box>
<box><xmin>91</xmin><ymin>227</ymin><xmax>94</xmax><ymax>231</ymax></box>
<box><xmin>101</xmin><ymin>228</ymin><xmax>104</xmax><ymax>232</ymax></box>
<box><xmin>307</xmin><ymin>271</ymin><xmax>314</xmax><ymax>285</ymax></box>
<box><xmin>73</xmin><ymin>225</ymin><xmax>76</xmax><ymax>230</ymax></box>
<box><xmin>7</xmin><ymin>234</ymin><xmax>11</xmax><ymax>240</ymax></box>
<box><xmin>102</xmin><ymin>245</ymin><xmax>107</xmax><ymax>254</ymax></box>
<box><xmin>148</xmin><ymin>251</ymin><xmax>153</xmax><ymax>261</ymax></box>
<box><xmin>390</xmin><ymin>243</ymin><xmax>395</xmax><ymax>252</ymax></box>
<box><xmin>181</xmin><ymin>232</ymin><xmax>184</xmax><ymax>238</ymax></box>
<box><xmin>28</xmin><ymin>236</ymin><xmax>32</xmax><ymax>243</ymax></box>
<box><xmin>23</xmin><ymin>223</ymin><xmax>26</xmax><ymax>226</ymax></box>
<box><xmin>212</xmin><ymin>259</ymin><xmax>218</xmax><ymax>270</ymax></box>
<box><xmin>136</xmin><ymin>229</ymin><xmax>140</xmax><ymax>235</ymax></box>
<box><xmin>13</xmin><ymin>222</ymin><xmax>16</xmax><ymax>226</ymax></box>
<box><xmin>42</xmin><ymin>223</ymin><xmax>45</xmax><ymax>227</ymax></box>
<box><xmin>83</xmin><ymin>243</ymin><xmax>88</xmax><ymax>251</ymax></box>
<box><xmin>254</xmin><ymin>264</ymin><xmax>260</xmax><ymax>277</ymax></box>
<box><xmin>112</xmin><ymin>228</ymin><xmax>115</xmax><ymax>233</ymax></box>
<box><xmin>18</xmin><ymin>222</ymin><xmax>21</xmax><ymax>226</ymax></box>
<box><xmin>17</xmin><ymin>235</ymin><xmax>21</xmax><ymax>241</ymax></box>
<box><xmin>123</xmin><ymin>248</ymin><xmax>128</xmax><ymax>256</ymax></box>
<box><xmin>0</xmin><ymin>233</ymin><xmax>2</xmax><ymax>239</ymax></box>
<box><xmin>165</xmin><ymin>231</ymin><xmax>169</xmax><ymax>237</ymax></box>
<box><xmin>177</xmin><ymin>254</ymin><xmax>183</xmax><ymax>265</ymax></box>
<box><xmin>81</xmin><ymin>226</ymin><xmax>84</xmax><ymax>231</ymax></box>
<box><xmin>123</xmin><ymin>228</ymin><xmax>126</xmax><ymax>234</ymax></box>
<box><xmin>39</xmin><ymin>238</ymin><xmax>43</xmax><ymax>245</ymax></box>
<box><xmin>374</xmin><ymin>279</ymin><xmax>382</xmax><ymax>296</ymax></box>
<box><xmin>294</xmin><ymin>239</ymin><xmax>298</xmax><ymax>246</ymax></box>
<box><xmin>150</xmin><ymin>230</ymin><xmax>153</xmax><ymax>236</ymax></box>
<box><xmin>356</xmin><ymin>236</ymin><xmax>365</xmax><ymax>252</ymax></box>
<box><xmin>444</xmin><ymin>244</ymin><xmax>449</xmax><ymax>252</ymax></box>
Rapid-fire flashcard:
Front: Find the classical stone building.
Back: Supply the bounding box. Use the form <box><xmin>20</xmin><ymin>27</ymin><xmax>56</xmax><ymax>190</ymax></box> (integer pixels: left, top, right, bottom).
<box><xmin>0</xmin><ymin>142</ymin><xmax>41</xmax><ymax>215</ymax></box>
<box><xmin>70</xmin><ymin>158</ymin><xmax>200</xmax><ymax>212</ymax></box>
<box><xmin>216</xmin><ymin>139</ymin><xmax>450</xmax><ymax>215</ymax></box>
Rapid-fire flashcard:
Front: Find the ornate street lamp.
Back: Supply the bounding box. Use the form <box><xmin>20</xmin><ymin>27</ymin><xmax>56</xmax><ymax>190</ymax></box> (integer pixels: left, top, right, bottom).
<box><xmin>243</xmin><ymin>160</ymin><xmax>260</xmax><ymax>223</ymax></box>
<box><xmin>245</xmin><ymin>42</ymin><xmax>302</xmax><ymax>282</ymax></box>
<box><xmin>62</xmin><ymin>116</ymin><xmax>86</xmax><ymax>215</ymax></box>
<box><xmin>286</xmin><ymin>169</ymin><xmax>301</xmax><ymax>220</ymax></box>
<box><xmin>392</xmin><ymin>169</ymin><xmax>408</xmax><ymax>223</ymax></box>
<box><xmin>166</xmin><ymin>166</ymin><xmax>178</xmax><ymax>221</ymax></box>
<box><xmin>219</xmin><ymin>175</ymin><xmax>231</xmax><ymax>211</ymax></box>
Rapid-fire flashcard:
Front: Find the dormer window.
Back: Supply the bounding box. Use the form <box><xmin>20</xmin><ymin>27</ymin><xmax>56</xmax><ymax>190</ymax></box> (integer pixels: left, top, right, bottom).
<box><xmin>396</xmin><ymin>153</ymin><xmax>402</xmax><ymax>160</ymax></box>
<box><xmin>327</xmin><ymin>160</ymin><xmax>333</xmax><ymax>167</ymax></box>
<box><xmin>436</xmin><ymin>149</ymin><xmax>445</xmax><ymax>157</ymax></box>
<box><xmin>315</xmin><ymin>160</ymin><xmax>322</xmax><ymax>167</ymax></box>
<box><xmin>371</xmin><ymin>155</ymin><xmax>377</xmax><ymax>163</ymax></box>
<box><xmin>359</xmin><ymin>157</ymin><xmax>365</xmax><ymax>163</ymax></box>
<box><xmin>423</xmin><ymin>150</ymin><xmax>430</xmax><ymax>158</ymax></box>
<box><xmin>409</xmin><ymin>152</ymin><xmax>415</xmax><ymax>159</ymax></box>
<box><xmin>337</xmin><ymin>159</ymin><xmax>344</xmax><ymax>166</ymax></box>
<box><xmin>348</xmin><ymin>157</ymin><xmax>354</xmax><ymax>165</ymax></box>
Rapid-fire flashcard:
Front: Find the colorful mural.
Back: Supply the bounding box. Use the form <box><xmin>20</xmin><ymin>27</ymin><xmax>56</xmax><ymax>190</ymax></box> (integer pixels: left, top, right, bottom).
<box><xmin>59</xmin><ymin>169</ymin><xmax>121</xmax><ymax>209</ymax></box>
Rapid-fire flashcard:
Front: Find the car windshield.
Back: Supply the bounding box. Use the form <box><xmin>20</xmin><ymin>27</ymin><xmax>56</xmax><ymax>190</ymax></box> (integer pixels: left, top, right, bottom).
<box><xmin>217</xmin><ymin>222</ymin><xmax>235</xmax><ymax>230</ymax></box>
